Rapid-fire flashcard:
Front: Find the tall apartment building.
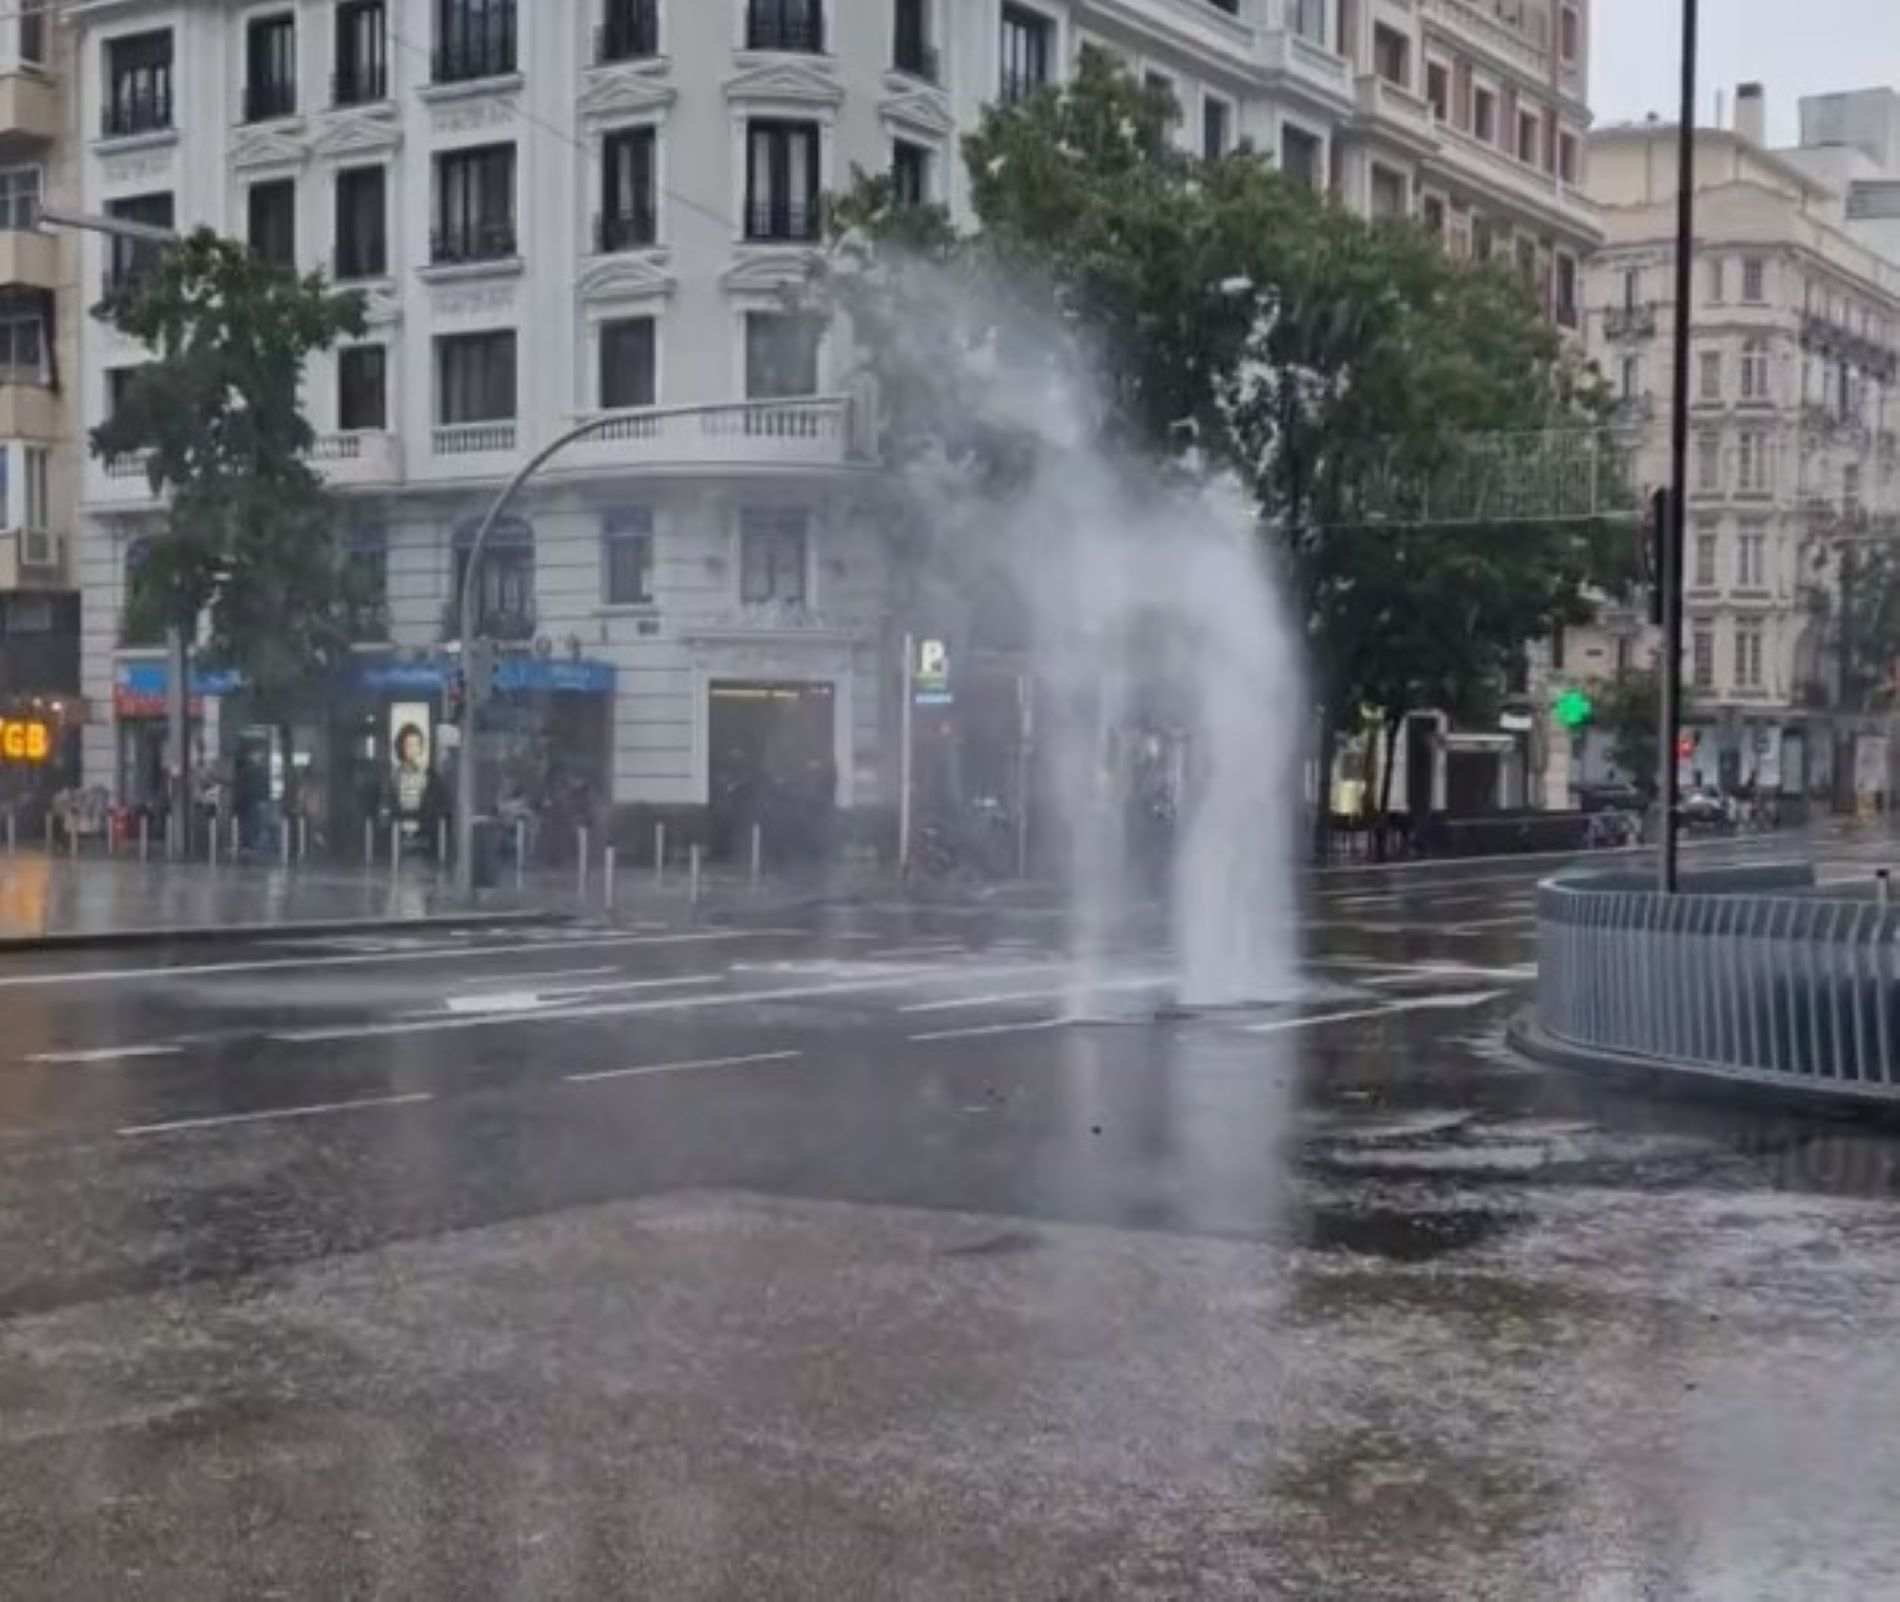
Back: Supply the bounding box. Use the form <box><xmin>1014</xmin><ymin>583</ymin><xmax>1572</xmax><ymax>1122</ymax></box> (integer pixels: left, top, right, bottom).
<box><xmin>66</xmin><ymin>0</ymin><xmax>1597</xmax><ymax>839</ymax></box>
<box><xmin>1573</xmin><ymin>89</ymin><xmax>1900</xmax><ymax>800</ymax></box>
<box><xmin>0</xmin><ymin>2</ymin><xmax>81</xmax><ymax>802</ymax></box>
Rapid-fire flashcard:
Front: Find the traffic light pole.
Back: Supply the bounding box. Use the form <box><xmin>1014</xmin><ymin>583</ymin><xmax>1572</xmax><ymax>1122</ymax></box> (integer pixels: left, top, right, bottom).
<box><xmin>1659</xmin><ymin>0</ymin><xmax>1699</xmax><ymax>895</ymax></box>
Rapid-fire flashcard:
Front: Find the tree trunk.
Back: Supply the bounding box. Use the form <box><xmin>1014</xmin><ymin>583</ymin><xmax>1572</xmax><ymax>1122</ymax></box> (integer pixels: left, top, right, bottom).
<box><xmin>1374</xmin><ymin>712</ymin><xmax>1403</xmax><ymax>861</ymax></box>
<box><xmin>1312</xmin><ymin>701</ymin><xmax>1337</xmax><ymax>866</ymax></box>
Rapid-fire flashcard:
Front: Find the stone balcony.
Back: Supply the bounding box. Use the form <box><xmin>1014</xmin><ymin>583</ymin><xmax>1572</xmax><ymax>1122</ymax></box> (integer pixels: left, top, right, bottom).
<box><xmin>0</xmin><ymin>226</ymin><xmax>57</xmax><ymax>290</ymax></box>
<box><xmin>1428</xmin><ymin>119</ymin><xmax>1601</xmax><ymax>240</ymax></box>
<box><xmin>1602</xmin><ymin>303</ymin><xmax>1659</xmax><ymax>341</ymax></box>
<box><xmin>556</xmin><ymin>397</ymin><xmax>875</xmax><ymax>479</ymax></box>
<box><xmin>311</xmin><ymin>429</ymin><xmax>404</xmax><ymax>488</ymax></box>
<box><xmin>0</xmin><ymin>526</ymin><xmax>63</xmax><ymax>590</ymax></box>
<box><xmin>1419</xmin><ymin>0</ymin><xmax>1556</xmax><ymax>82</ymax></box>
<box><xmin>0</xmin><ymin>68</ymin><xmax>58</xmax><ymax>144</ymax></box>
<box><xmin>1258</xmin><ymin>28</ymin><xmax>1354</xmax><ymax>112</ymax></box>
<box><xmin>1352</xmin><ymin>74</ymin><xmax>1439</xmax><ymax>155</ymax></box>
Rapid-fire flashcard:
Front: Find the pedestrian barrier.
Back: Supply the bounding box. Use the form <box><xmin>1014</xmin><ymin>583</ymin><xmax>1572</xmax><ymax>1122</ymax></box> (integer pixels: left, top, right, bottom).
<box><xmin>1535</xmin><ymin>865</ymin><xmax>1900</xmax><ymax>1098</ymax></box>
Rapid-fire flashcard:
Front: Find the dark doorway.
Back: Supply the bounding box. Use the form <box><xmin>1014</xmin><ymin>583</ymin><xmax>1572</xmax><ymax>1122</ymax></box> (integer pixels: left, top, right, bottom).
<box><xmin>708</xmin><ymin>680</ymin><xmax>835</xmax><ymax>862</ymax></box>
<box><xmin>1405</xmin><ymin>714</ymin><xmax>1434</xmax><ymax>817</ymax></box>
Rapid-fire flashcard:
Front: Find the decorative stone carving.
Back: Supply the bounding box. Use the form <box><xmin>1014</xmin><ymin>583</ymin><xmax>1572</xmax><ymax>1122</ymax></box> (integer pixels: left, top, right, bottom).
<box><xmin>721</xmin><ymin>248</ymin><xmax>821</xmax><ymax>295</ymax></box>
<box><xmin>578</xmin><ymin>61</ymin><xmax>678</xmax><ymax>124</ymax></box>
<box><xmin>878</xmin><ymin>75</ymin><xmax>955</xmax><ymax>139</ymax></box>
<box><xmin>229</xmin><ymin>126</ymin><xmax>310</xmax><ymax>171</ymax></box>
<box><xmin>99</xmin><ymin>152</ymin><xmax>174</xmax><ymax>187</ymax></box>
<box><xmin>577</xmin><ymin>251</ymin><xmax>678</xmax><ymax>304</ymax></box>
<box><xmin>311</xmin><ymin>106</ymin><xmax>403</xmax><ymax>161</ymax></box>
<box><xmin>433</xmin><ymin>283</ymin><xmax>519</xmax><ymax>319</ymax></box>
<box><xmin>430</xmin><ymin>94</ymin><xmax>520</xmax><ymax>136</ymax></box>
<box><xmin>723</xmin><ymin>56</ymin><xmax>845</xmax><ymax>110</ymax></box>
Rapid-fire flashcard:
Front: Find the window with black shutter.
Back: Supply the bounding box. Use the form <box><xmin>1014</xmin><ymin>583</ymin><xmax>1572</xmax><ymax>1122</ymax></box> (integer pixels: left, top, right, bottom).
<box><xmin>335</xmin><ymin>1</ymin><xmax>388</xmax><ymax>104</ymax></box>
<box><xmin>434</xmin><ymin>144</ymin><xmax>516</xmax><ymax>262</ymax></box>
<box><xmin>248</xmin><ymin>178</ymin><xmax>296</xmax><ymax>268</ymax></box>
<box><xmin>437</xmin><ymin>330</ymin><xmax>516</xmax><ymax>423</ymax></box>
<box><xmin>739</xmin><ymin>508</ymin><xmax>808</xmax><ymax>605</ymax></box>
<box><xmin>105</xmin><ymin>30</ymin><xmax>174</xmax><ymax>136</ymax></box>
<box><xmin>599</xmin><ymin>317</ymin><xmax>656</xmax><ymax>410</ymax></box>
<box><xmin>339</xmin><ymin>345</ymin><xmax>388</xmax><ymax>430</ymax></box>
<box><xmin>744</xmin><ymin>121</ymin><xmax>820</xmax><ymax>241</ymax></box>
<box><xmin>604</xmin><ymin>508</ymin><xmax>655</xmax><ymax>606</ymax></box>
<box><xmin>336</xmin><ymin>166</ymin><xmax>387</xmax><ymax>278</ymax></box>
<box><xmin>245</xmin><ymin>13</ymin><xmax>297</xmax><ymax>122</ymax></box>
<box><xmin>599</xmin><ymin>128</ymin><xmax>656</xmax><ymax>252</ymax></box>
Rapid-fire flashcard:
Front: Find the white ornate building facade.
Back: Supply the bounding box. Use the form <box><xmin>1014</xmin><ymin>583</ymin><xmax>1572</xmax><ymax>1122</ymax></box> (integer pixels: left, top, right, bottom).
<box><xmin>63</xmin><ymin>0</ymin><xmax>1599</xmax><ymax>830</ymax></box>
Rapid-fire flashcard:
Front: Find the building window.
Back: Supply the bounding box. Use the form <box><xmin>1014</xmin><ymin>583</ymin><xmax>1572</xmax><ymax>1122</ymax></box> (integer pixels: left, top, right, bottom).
<box><xmin>1844</xmin><ymin>462</ymin><xmax>1862</xmax><ymax>516</ymax></box>
<box><xmin>1737</xmin><ymin>430</ymin><xmax>1771</xmax><ymax>494</ymax></box>
<box><xmin>599</xmin><ymin>0</ymin><xmax>659</xmax><ymax>64</ymax></box>
<box><xmin>1699</xmin><ymin>350</ymin><xmax>1722</xmax><ymax>400</ymax></box>
<box><xmin>745</xmin><ymin>120</ymin><xmax>820</xmax><ymax>241</ymax></box>
<box><xmin>437</xmin><ymin>330</ymin><xmax>516</xmax><ymax>423</ymax></box>
<box><xmin>1697</xmin><ymin>434</ymin><xmax>1720</xmax><ymax>492</ymax></box>
<box><xmin>345</xmin><ymin>527</ymin><xmax>388</xmax><ymax>640</ymax></box>
<box><xmin>335</xmin><ymin>1</ymin><xmax>388</xmax><ymax>105</ymax></box>
<box><xmin>1705</xmin><ymin>256</ymin><xmax>1724</xmax><ymax>304</ymax></box>
<box><xmin>335</xmin><ymin>165</ymin><xmax>387</xmax><ymax>279</ymax></box>
<box><xmin>0</xmin><ymin>292</ymin><xmax>45</xmax><ymax>385</ymax></box>
<box><xmin>433</xmin><ymin>144</ymin><xmax>516</xmax><ymax>262</ymax></box>
<box><xmin>1421</xmin><ymin>195</ymin><xmax>1446</xmax><ymax>240</ymax></box>
<box><xmin>1472</xmin><ymin>215</ymin><xmax>1496</xmax><ymax>262</ymax></box>
<box><xmin>338</xmin><ymin>344</ymin><xmax>387</xmax><ymax>430</ymax></box>
<box><xmin>999</xmin><ymin>5</ymin><xmax>1051</xmax><ymax>106</ymax></box>
<box><xmin>435</xmin><ymin>0</ymin><xmax>516</xmax><ymax>84</ymax></box>
<box><xmin>1560</xmin><ymin>4</ymin><xmax>1580</xmax><ymax>61</ymax></box>
<box><xmin>1425</xmin><ymin>61</ymin><xmax>1448</xmax><ymax>121</ymax></box>
<box><xmin>748</xmin><ymin>0</ymin><xmax>824</xmax><ymax>52</ymax></box>
<box><xmin>19</xmin><ymin>0</ymin><xmax>45</xmax><ymax>65</ymax></box>
<box><xmin>1282</xmin><ymin>125</ymin><xmax>1321</xmax><ymax>190</ymax></box>
<box><xmin>1517</xmin><ymin>110</ymin><xmax>1539</xmax><ymax>165</ymax></box>
<box><xmin>894</xmin><ymin>0</ymin><xmax>936</xmax><ymax>80</ymax></box>
<box><xmin>1739</xmin><ymin>338</ymin><xmax>1769</xmax><ymax>402</ymax></box>
<box><xmin>1620</xmin><ymin>355</ymin><xmax>1640</xmax><ymax>400</ymax></box>
<box><xmin>104</xmin><ymin>192</ymin><xmax>173</xmax><ymax>297</ymax></box>
<box><xmin>1694</xmin><ymin>531</ymin><xmax>1716</xmax><ymax>588</ymax></box>
<box><xmin>1622</xmin><ymin>267</ymin><xmax>1640</xmax><ymax>309</ymax></box>
<box><xmin>1372</xmin><ymin>24</ymin><xmax>1408</xmax><ymax>88</ymax></box>
<box><xmin>1140</xmin><ymin>74</ymin><xmax>1177</xmax><ymax>146</ymax></box>
<box><xmin>599</xmin><ymin>316</ymin><xmax>656</xmax><ymax>410</ymax></box>
<box><xmin>1692</xmin><ymin>627</ymin><xmax>1715</xmax><ymax>689</ymax></box>
<box><xmin>22</xmin><ymin>443</ymin><xmax>48</xmax><ymax>532</ymax></box>
<box><xmin>1200</xmin><ymin>96</ymin><xmax>1231</xmax><ymax>162</ymax></box>
<box><xmin>1515</xmin><ymin>236</ymin><xmax>1537</xmax><ymax>291</ymax></box>
<box><xmin>1558</xmin><ymin>131</ymin><xmax>1578</xmax><ymax>183</ymax></box>
<box><xmin>603</xmin><ymin>508</ymin><xmax>655</xmax><ymax>606</ymax></box>
<box><xmin>1554</xmin><ymin>254</ymin><xmax>1577</xmax><ymax>328</ymax></box>
<box><xmin>1735</xmin><ymin>623</ymin><xmax>1763</xmax><ymax>688</ymax></box>
<box><xmin>244</xmin><ymin>13</ymin><xmax>297</xmax><ymax>122</ymax></box>
<box><xmin>1737</xmin><ymin>527</ymin><xmax>1765</xmax><ymax>589</ymax></box>
<box><xmin>248</xmin><ymin>178</ymin><xmax>296</xmax><ymax>268</ymax></box>
<box><xmin>745</xmin><ymin>312</ymin><xmax>821</xmax><ymax>399</ymax></box>
<box><xmin>739</xmin><ymin>507</ymin><xmax>808</xmax><ymax>606</ymax></box>
<box><xmin>104</xmin><ymin>30</ymin><xmax>174</xmax><ymax>137</ymax></box>
<box><xmin>0</xmin><ymin>166</ymin><xmax>40</xmax><ymax>231</ymax></box>
<box><xmin>1290</xmin><ymin>0</ymin><xmax>1327</xmax><ymax>46</ymax></box>
<box><xmin>1369</xmin><ymin>166</ymin><xmax>1406</xmax><ymax>221</ymax></box>
<box><xmin>599</xmin><ymin>127</ymin><xmax>657</xmax><ymax>251</ymax></box>
<box><xmin>1741</xmin><ymin>256</ymin><xmax>1765</xmax><ymax>303</ymax></box>
<box><xmin>892</xmin><ymin>138</ymin><xmax>930</xmax><ymax>206</ymax></box>
<box><xmin>1473</xmin><ymin>87</ymin><xmax>1496</xmax><ymax>144</ymax></box>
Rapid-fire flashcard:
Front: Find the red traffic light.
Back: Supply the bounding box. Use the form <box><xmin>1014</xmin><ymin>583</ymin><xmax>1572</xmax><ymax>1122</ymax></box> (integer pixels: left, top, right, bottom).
<box><xmin>1677</xmin><ymin>733</ymin><xmax>1695</xmax><ymax>759</ymax></box>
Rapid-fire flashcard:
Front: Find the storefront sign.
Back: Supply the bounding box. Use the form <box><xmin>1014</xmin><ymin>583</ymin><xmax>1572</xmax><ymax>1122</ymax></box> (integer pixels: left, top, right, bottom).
<box><xmin>913</xmin><ymin>638</ymin><xmax>952</xmax><ymax>706</ymax></box>
<box><xmin>356</xmin><ymin>658</ymin><xmax>616</xmax><ymax>697</ymax></box>
<box><xmin>112</xmin><ymin>662</ymin><xmax>244</xmax><ymax>719</ymax></box>
<box><xmin>0</xmin><ymin>719</ymin><xmax>50</xmax><ymax>763</ymax></box>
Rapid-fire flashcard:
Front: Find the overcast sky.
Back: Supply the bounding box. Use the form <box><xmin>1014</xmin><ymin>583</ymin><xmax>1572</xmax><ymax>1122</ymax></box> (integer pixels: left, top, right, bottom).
<box><xmin>1590</xmin><ymin>0</ymin><xmax>1900</xmax><ymax>145</ymax></box>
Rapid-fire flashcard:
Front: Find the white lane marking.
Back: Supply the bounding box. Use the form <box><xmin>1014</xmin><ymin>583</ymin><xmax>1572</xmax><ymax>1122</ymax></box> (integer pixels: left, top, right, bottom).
<box><xmin>901</xmin><ymin>974</ymin><xmax>1171</xmax><ymax>1014</ymax></box>
<box><xmin>26</xmin><ymin>1044</ymin><xmax>184</xmax><ymax>1065</ymax></box>
<box><xmin>909</xmin><ymin>1018</ymin><xmax>1066</xmax><ymax>1043</ymax></box>
<box><xmin>1441</xmin><ymin>914</ymin><xmax>1540</xmax><ymax>932</ymax></box>
<box><xmin>1245</xmin><ymin>991</ymin><xmax>1507</xmax><ymax>1035</ymax></box>
<box><xmin>440</xmin><ymin>973</ymin><xmax>724</xmax><ymax>1015</ymax></box>
<box><xmin>1314</xmin><ymin>959</ymin><xmax>1537</xmax><ymax>981</ymax></box>
<box><xmin>866</xmin><ymin>942</ymin><xmax>967</xmax><ymax>958</ymax></box>
<box><xmin>269</xmin><ymin>960</ymin><xmax>1077</xmax><ymax>1045</ymax></box>
<box><xmin>450</xmin><ymin>965</ymin><xmax>618</xmax><ymax>989</ymax></box>
<box><xmin>566</xmin><ymin>1050</ymin><xmax>804</xmax><ymax>1085</ymax></box>
<box><xmin>0</xmin><ymin>930</ymin><xmax>803</xmax><ymax>991</ymax></box>
<box><xmin>118</xmin><ymin>1091</ymin><xmax>434</xmax><ymax>1138</ymax></box>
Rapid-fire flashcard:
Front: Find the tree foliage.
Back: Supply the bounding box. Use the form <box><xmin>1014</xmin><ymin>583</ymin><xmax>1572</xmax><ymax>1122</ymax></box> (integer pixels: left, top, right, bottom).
<box><xmin>823</xmin><ymin>51</ymin><xmax>1625</xmax><ymax>796</ymax></box>
<box><xmin>91</xmin><ymin>229</ymin><xmax>367</xmax><ymax>722</ymax></box>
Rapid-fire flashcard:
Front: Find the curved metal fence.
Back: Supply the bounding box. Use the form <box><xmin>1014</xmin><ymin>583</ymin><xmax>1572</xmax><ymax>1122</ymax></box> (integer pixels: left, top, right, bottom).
<box><xmin>1537</xmin><ymin>866</ymin><xmax>1900</xmax><ymax>1097</ymax></box>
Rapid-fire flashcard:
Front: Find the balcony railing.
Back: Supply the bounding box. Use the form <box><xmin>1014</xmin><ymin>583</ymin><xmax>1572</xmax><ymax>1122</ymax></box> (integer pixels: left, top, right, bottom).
<box><xmin>334</xmin><ymin>242</ymin><xmax>389</xmax><ymax>280</ymax></box>
<box><xmin>334</xmin><ymin>61</ymin><xmax>389</xmax><ymax>105</ymax></box>
<box><xmin>1603</xmin><ymin>304</ymin><xmax>1658</xmax><ymax>340</ymax></box>
<box><xmin>744</xmin><ymin>200</ymin><xmax>821</xmax><ymax>243</ymax></box>
<box><xmin>312</xmin><ymin>430</ymin><xmax>403</xmax><ymax>485</ymax></box>
<box><xmin>243</xmin><ymin>78</ymin><xmax>297</xmax><ymax>122</ymax></box>
<box><xmin>747</xmin><ymin>3</ymin><xmax>824</xmax><ymax>53</ymax></box>
<box><xmin>441</xmin><ymin>598</ymin><xmax>536</xmax><ymax>642</ymax></box>
<box><xmin>433</xmin><ymin>11</ymin><xmax>518</xmax><ymax>84</ymax></box>
<box><xmin>565</xmin><ymin>397</ymin><xmax>867</xmax><ymax>468</ymax></box>
<box><xmin>102</xmin><ymin>88</ymin><xmax>173</xmax><ymax>138</ymax></box>
<box><xmin>597</xmin><ymin>0</ymin><xmax>660</xmax><ymax>63</ymax></box>
<box><xmin>434</xmin><ymin>420</ymin><xmax>517</xmax><ymax>455</ymax></box>
<box><xmin>430</xmin><ymin>220</ymin><xmax>518</xmax><ymax>265</ymax></box>
<box><xmin>595</xmin><ymin>209</ymin><xmax>657</xmax><ymax>253</ymax></box>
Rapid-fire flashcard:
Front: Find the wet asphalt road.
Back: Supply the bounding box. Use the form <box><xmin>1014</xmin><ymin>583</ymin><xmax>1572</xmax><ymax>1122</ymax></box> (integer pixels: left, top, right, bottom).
<box><xmin>3</xmin><ymin>832</ymin><xmax>1900</xmax><ymax>1598</ymax></box>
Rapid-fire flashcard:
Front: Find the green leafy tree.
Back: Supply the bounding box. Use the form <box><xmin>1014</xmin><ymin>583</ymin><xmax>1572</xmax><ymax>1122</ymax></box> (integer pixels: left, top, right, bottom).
<box><xmin>91</xmin><ymin>229</ymin><xmax>368</xmax><ymax>740</ymax></box>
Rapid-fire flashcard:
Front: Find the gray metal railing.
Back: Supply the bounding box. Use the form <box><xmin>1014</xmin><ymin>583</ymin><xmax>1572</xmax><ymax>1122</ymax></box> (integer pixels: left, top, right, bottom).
<box><xmin>1536</xmin><ymin>866</ymin><xmax>1900</xmax><ymax>1096</ymax></box>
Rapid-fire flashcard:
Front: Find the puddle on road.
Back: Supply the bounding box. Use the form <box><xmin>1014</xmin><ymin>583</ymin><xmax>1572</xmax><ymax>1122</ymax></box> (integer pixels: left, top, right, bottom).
<box><xmin>1297</xmin><ymin>1206</ymin><xmax>1520</xmax><ymax>1264</ymax></box>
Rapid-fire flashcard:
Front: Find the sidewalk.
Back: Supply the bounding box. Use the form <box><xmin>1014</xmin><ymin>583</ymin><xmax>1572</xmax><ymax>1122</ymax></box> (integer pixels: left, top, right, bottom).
<box><xmin>0</xmin><ymin>854</ymin><xmax>550</xmax><ymax>944</ymax></box>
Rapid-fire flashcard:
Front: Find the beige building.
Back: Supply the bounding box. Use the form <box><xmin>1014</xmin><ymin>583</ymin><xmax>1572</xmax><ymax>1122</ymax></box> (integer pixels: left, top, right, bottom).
<box><xmin>0</xmin><ymin>2</ymin><xmax>78</xmax><ymax>746</ymax></box>
<box><xmin>1561</xmin><ymin>88</ymin><xmax>1900</xmax><ymax>799</ymax></box>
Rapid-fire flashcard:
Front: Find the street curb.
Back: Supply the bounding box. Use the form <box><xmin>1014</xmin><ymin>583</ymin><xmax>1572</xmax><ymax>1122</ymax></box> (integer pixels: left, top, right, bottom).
<box><xmin>1506</xmin><ymin>1011</ymin><xmax>1894</xmax><ymax>1118</ymax></box>
<box><xmin>0</xmin><ymin>909</ymin><xmax>569</xmax><ymax>956</ymax></box>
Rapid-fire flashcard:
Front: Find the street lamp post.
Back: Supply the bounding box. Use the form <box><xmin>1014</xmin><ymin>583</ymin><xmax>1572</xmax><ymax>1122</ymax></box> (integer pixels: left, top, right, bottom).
<box><xmin>1659</xmin><ymin>0</ymin><xmax>1699</xmax><ymax>893</ymax></box>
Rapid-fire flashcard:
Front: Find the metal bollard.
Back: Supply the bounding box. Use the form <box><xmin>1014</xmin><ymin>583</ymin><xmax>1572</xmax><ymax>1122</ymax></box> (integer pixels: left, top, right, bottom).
<box><xmin>689</xmin><ymin>842</ymin><xmax>702</xmax><ymax>905</ymax></box>
<box><xmin>281</xmin><ymin>819</ymin><xmax>292</xmax><ymax>869</ymax></box>
<box><xmin>209</xmin><ymin>814</ymin><xmax>220</xmax><ymax>867</ymax></box>
<box><xmin>604</xmin><ymin>845</ymin><xmax>617</xmax><ymax>911</ymax></box>
<box><xmin>515</xmin><ymin>818</ymin><xmax>527</xmax><ymax>889</ymax></box>
<box><xmin>230</xmin><ymin>812</ymin><xmax>241</xmax><ymax>860</ymax></box>
<box><xmin>68</xmin><ymin>816</ymin><xmax>79</xmax><ymax>859</ymax></box>
<box><xmin>1880</xmin><ymin>869</ymin><xmax>1892</xmax><ymax>908</ymax></box>
<box><xmin>750</xmin><ymin>821</ymin><xmax>762</xmax><ymax>888</ymax></box>
<box><xmin>577</xmin><ymin>827</ymin><xmax>590</xmax><ymax>898</ymax></box>
<box><xmin>139</xmin><ymin>813</ymin><xmax>150</xmax><ymax>862</ymax></box>
<box><xmin>654</xmin><ymin>822</ymin><xmax>666</xmax><ymax>888</ymax></box>
<box><xmin>438</xmin><ymin>818</ymin><xmax>449</xmax><ymax>870</ymax></box>
<box><xmin>43</xmin><ymin>811</ymin><xmax>52</xmax><ymax>855</ymax></box>
<box><xmin>4</xmin><ymin>809</ymin><xmax>13</xmax><ymax>854</ymax></box>
<box><xmin>297</xmin><ymin>816</ymin><xmax>309</xmax><ymax>864</ymax></box>
<box><xmin>364</xmin><ymin>815</ymin><xmax>376</xmax><ymax>868</ymax></box>
<box><xmin>391</xmin><ymin>821</ymin><xmax>402</xmax><ymax>874</ymax></box>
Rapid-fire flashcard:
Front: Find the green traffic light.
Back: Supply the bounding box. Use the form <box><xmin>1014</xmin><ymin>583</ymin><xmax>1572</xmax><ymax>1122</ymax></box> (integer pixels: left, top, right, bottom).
<box><xmin>1553</xmin><ymin>688</ymin><xmax>1594</xmax><ymax>728</ymax></box>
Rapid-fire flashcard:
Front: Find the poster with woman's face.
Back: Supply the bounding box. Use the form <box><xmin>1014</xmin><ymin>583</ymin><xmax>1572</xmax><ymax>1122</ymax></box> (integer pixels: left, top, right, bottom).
<box><xmin>390</xmin><ymin>704</ymin><xmax>432</xmax><ymax>820</ymax></box>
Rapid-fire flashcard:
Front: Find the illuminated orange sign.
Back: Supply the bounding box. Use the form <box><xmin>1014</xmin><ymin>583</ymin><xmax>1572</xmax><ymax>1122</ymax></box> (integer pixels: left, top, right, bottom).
<box><xmin>0</xmin><ymin>720</ymin><xmax>51</xmax><ymax>763</ymax></box>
